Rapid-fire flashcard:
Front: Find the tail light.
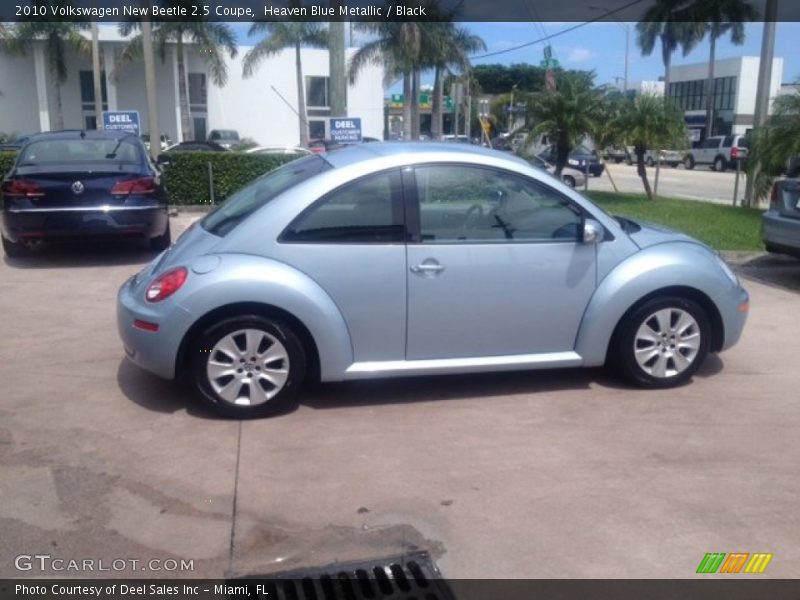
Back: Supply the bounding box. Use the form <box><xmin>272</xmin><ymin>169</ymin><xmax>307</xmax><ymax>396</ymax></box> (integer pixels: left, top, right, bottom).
<box><xmin>770</xmin><ymin>184</ymin><xmax>780</xmax><ymax>208</ymax></box>
<box><xmin>145</xmin><ymin>267</ymin><xmax>187</xmax><ymax>302</ymax></box>
<box><xmin>2</xmin><ymin>179</ymin><xmax>45</xmax><ymax>198</ymax></box>
<box><xmin>112</xmin><ymin>177</ymin><xmax>156</xmax><ymax>196</ymax></box>
<box><xmin>731</xmin><ymin>146</ymin><xmax>740</xmax><ymax>159</ymax></box>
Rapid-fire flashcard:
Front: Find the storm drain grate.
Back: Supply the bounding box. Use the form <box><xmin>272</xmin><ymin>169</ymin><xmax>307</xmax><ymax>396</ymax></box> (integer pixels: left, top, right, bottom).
<box><xmin>229</xmin><ymin>551</ymin><xmax>456</xmax><ymax>600</ymax></box>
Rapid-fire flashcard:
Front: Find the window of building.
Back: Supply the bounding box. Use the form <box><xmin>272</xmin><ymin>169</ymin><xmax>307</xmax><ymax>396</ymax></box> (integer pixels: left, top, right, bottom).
<box><xmin>415</xmin><ymin>165</ymin><xmax>582</xmax><ymax>244</ymax></box>
<box><xmin>188</xmin><ymin>73</ymin><xmax>207</xmax><ymax>110</ymax></box>
<box><xmin>668</xmin><ymin>76</ymin><xmax>736</xmax><ymax>112</ymax></box>
<box><xmin>308</xmin><ymin>120</ymin><xmax>326</xmax><ymax>139</ymax></box>
<box><xmin>79</xmin><ymin>71</ymin><xmax>108</xmax><ymax>112</ymax></box>
<box><xmin>282</xmin><ymin>170</ymin><xmax>405</xmax><ymax>243</ymax></box>
<box><xmin>306</xmin><ymin>76</ymin><xmax>330</xmax><ymax>108</ymax></box>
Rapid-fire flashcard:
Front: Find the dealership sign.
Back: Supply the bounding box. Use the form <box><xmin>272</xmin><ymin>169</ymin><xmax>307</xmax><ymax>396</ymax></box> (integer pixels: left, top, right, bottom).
<box><xmin>102</xmin><ymin>111</ymin><xmax>141</xmax><ymax>135</ymax></box>
<box><xmin>329</xmin><ymin>118</ymin><xmax>362</xmax><ymax>144</ymax></box>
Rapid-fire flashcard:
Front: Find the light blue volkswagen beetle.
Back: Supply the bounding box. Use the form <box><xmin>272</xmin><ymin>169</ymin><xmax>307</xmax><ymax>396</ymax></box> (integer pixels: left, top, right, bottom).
<box><xmin>117</xmin><ymin>143</ymin><xmax>749</xmax><ymax>418</ymax></box>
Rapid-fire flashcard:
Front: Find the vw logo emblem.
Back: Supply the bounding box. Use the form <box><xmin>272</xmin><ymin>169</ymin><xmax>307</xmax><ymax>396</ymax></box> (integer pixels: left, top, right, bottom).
<box><xmin>71</xmin><ymin>180</ymin><xmax>85</xmax><ymax>195</ymax></box>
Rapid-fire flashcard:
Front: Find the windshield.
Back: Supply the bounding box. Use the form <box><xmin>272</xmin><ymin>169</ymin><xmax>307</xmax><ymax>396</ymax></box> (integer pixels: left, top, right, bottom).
<box><xmin>201</xmin><ymin>155</ymin><xmax>331</xmax><ymax>237</ymax></box>
<box><xmin>19</xmin><ymin>137</ymin><xmax>141</xmax><ymax>165</ymax></box>
<box><xmin>211</xmin><ymin>130</ymin><xmax>239</xmax><ymax>140</ymax></box>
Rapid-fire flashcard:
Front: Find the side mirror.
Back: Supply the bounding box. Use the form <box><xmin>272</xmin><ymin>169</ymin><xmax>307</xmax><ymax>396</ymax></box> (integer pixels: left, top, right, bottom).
<box><xmin>582</xmin><ymin>218</ymin><xmax>605</xmax><ymax>244</ymax></box>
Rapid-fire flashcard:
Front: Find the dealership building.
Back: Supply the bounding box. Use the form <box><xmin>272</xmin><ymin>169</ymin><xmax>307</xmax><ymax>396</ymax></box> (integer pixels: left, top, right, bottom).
<box><xmin>0</xmin><ymin>26</ymin><xmax>385</xmax><ymax>145</ymax></box>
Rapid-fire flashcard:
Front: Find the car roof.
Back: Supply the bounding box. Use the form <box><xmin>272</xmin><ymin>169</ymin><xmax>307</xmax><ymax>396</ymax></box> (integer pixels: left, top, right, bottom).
<box><xmin>27</xmin><ymin>130</ymin><xmax>140</xmax><ymax>142</ymax></box>
<box><xmin>323</xmin><ymin>141</ymin><xmax>530</xmax><ymax>169</ymax></box>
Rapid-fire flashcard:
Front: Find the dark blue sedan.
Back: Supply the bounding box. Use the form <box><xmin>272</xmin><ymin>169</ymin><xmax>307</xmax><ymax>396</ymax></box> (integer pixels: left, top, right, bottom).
<box><xmin>1</xmin><ymin>130</ymin><xmax>170</xmax><ymax>257</ymax></box>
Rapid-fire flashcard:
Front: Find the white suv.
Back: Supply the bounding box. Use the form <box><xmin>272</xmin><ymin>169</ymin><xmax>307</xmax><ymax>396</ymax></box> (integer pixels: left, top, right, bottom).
<box><xmin>684</xmin><ymin>135</ymin><xmax>748</xmax><ymax>172</ymax></box>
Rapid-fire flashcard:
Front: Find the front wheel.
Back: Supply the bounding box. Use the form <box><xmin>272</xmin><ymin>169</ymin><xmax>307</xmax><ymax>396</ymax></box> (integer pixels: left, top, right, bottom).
<box><xmin>646</xmin><ymin>156</ymin><xmax>655</xmax><ymax>167</ymax></box>
<box><xmin>191</xmin><ymin>315</ymin><xmax>306</xmax><ymax>418</ymax></box>
<box><xmin>613</xmin><ymin>297</ymin><xmax>711</xmax><ymax>388</ymax></box>
<box><xmin>562</xmin><ymin>175</ymin><xmax>576</xmax><ymax>188</ymax></box>
<box><xmin>684</xmin><ymin>155</ymin><xmax>695</xmax><ymax>170</ymax></box>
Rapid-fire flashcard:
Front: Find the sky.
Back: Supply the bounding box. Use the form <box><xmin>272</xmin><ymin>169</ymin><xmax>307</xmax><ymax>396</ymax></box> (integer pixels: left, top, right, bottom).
<box><xmin>230</xmin><ymin>21</ymin><xmax>800</xmax><ymax>92</ymax></box>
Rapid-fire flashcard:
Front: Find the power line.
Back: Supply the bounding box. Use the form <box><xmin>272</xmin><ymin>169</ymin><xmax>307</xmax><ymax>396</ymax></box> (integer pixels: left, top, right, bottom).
<box><xmin>469</xmin><ymin>0</ymin><xmax>646</xmax><ymax>60</ymax></box>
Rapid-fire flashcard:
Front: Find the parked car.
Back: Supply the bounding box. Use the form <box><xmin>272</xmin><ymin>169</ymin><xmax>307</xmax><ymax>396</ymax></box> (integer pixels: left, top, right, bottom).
<box><xmin>245</xmin><ymin>146</ymin><xmax>313</xmax><ymax>158</ymax></box>
<box><xmin>538</xmin><ymin>145</ymin><xmax>605</xmax><ymax>176</ymax></box>
<box><xmin>442</xmin><ymin>134</ymin><xmax>471</xmax><ymax>144</ymax></box>
<box><xmin>684</xmin><ymin>135</ymin><xmax>748</xmax><ymax>171</ymax></box>
<box><xmin>117</xmin><ymin>143</ymin><xmax>748</xmax><ymax>418</ymax></box>
<box><xmin>141</xmin><ymin>133</ymin><xmax>172</xmax><ymax>152</ymax></box>
<box><xmin>0</xmin><ymin>134</ymin><xmax>33</xmax><ymax>151</ymax></box>
<box><xmin>528</xmin><ymin>155</ymin><xmax>587</xmax><ymax>188</ymax></box>
<box><xmin>207</xmin><ymin>129</ymin><xmax>240</xmax><ymax>150</ymax></box>
<box><xmin>163</xmin><ymin>141</ymin><xmax>227</xmax><ymax>152</ymax></box>
<box><xmin>1</xmin><ymin>130</ymin><xmax>170</xmax><ymax>257</ymax></box>
<box><xmin>762</xmin><ymin>178</ymin><xmax>800</xmax><ymax>258</ymax></box>
<box><xmin>626</xmin><ymin>147</ymin><xmax>682</xmax><ymax>168</ymax></box>
<box><xmin>602</xmin><ymin>146</ymin><xmax>628</xmax><ymax>163</ymax></box>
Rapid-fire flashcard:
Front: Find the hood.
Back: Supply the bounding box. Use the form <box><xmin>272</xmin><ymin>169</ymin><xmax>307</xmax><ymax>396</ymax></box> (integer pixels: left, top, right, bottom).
<box><xmin>624</xmin><ymin>218</ymin><xmax>706</xmax><ymax>250</ymax></box>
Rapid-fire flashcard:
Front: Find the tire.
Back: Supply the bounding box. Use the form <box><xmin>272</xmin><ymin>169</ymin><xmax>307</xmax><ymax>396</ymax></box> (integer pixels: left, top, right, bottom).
<box><xmin>625</xmin><ymin>156</ymin><xmax>633</xmax><ymax>166</ymax></box>
<box><xmin>684</xmin><ymin>155</ymin><xmax>695</xmax><ymax>170</ymax></box>
<box><xmin>562</xmin><ymin>175</ymin><xmax>576</xmax><ymax>188</ymax></box>
<box><xmin>2</xmin><ymin>235</ymin><xmax>31</xmax><ymax>258</ymax></box>
<box><xmin>612</xmin><ymin>296</ymin><xmax>711</xmax><ymax>389</ymax></box>
<box><xmin>646</xmin><ymin>156</ymin><xmax>655</xmax><ymax>167</ymax></box>
<box><xmin>191</xmin><ymin>315</ymin><xmax>306</xmax><ymax>418</ymax></box>
<box><xmin>713</xmin><ymin>156</ymin><xmax>726</xmax><ymax>172</ymax></box>
<box><xmin>149</xmin><ymin>222</ymin><xmax>172</xmax><ymax>252</ymax></box>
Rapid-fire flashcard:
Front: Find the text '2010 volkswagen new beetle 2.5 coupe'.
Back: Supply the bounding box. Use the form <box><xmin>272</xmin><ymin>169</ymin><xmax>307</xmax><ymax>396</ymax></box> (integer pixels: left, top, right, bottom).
<box><xmin>117</xmin><ymin>143</ymin><xmax>749</xmax><ymax>418</ymax></box>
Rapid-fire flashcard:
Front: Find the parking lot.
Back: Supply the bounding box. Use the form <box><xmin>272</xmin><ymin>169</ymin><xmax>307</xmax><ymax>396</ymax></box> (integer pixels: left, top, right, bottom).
<box><xmin>1</xmin><ymin>213</ymin><xmax>799</xmax><ymax>580</ymax></box>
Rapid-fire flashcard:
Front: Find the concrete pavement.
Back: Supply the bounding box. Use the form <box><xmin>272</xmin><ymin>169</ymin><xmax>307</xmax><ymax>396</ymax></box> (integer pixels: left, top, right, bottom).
<box><xmin>1</xmin><ymin>215</ymin><xmax>799</xmax><ymax>580</ymax></box>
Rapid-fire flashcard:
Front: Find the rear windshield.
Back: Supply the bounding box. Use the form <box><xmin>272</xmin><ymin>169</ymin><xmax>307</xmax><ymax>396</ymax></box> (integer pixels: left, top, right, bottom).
<box><xmin>201</xmin><ymin>155</ymin><xmax>331</xmax><ymax>237</ymax></box>
<box><xmin>18</xmin><ymin>137</ymin><xmax>141</xmax><ymax>165</ymax></box>
<box><xmin>211</xmin><ymin>130</ymin><xmax>239</xmax><ymax>140</ymax></box>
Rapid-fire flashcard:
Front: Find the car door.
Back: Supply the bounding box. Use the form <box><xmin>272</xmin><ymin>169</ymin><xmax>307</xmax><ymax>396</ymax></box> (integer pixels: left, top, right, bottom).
<box><xmin>405</xmin><ymin>164</ymin><xmax>597</xmax><ymax>360</ymax></box>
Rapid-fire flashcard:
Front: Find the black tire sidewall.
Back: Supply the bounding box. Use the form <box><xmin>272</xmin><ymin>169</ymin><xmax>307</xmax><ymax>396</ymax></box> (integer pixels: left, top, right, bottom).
<box><xmin>616</xmin><ymin>296</ymin><xmax>711</xmax><ymax>389</ymax></box>
<box><xmin>192</xmin><ymin>315</ymin><xmax>306</xmax><ymax>418</ymax></box>
<box><xmin>563</xmin><ymin>175</ymin><xmax>576</xmax><ymax>188</ymax></box>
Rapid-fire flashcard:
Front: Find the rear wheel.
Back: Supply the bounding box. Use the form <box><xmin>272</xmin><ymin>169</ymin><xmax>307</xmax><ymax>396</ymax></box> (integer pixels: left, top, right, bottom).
<box><xmin>149</xmin><ymin>222</ymin><xmax>171</xmax><ymax>252</ymax></box>
<box><xmin>646</xmin><ymin>156</ymin><xmax>655</xmax><ymax>167</ymax></box>
<box><xmin>191</xmin><ymin>315</ymin><xmax>306</xmax><ymax>418</ymax></box>
<box><xmin>613</xmin><ymin>296</ymin><xmax>711</xmax><ymax>389</ymax></box>
<box><xmin>562</xmin><ymin>175</ymin><xmax>576</xmax><ymax>188</ymax></box>
<box><xmin>684</xmin><ymin>155</ymin><xmax>695</xmax><ymax>170</ymax></box>
<box><xmin>2</xmin><ymin>235</ymin><xmax>31</xmax><ymax>258</ymax></box>
<box><xmin>713</xmin><ymin>156</ymin><xmax>726</xmax><ymax>172</ymax></box>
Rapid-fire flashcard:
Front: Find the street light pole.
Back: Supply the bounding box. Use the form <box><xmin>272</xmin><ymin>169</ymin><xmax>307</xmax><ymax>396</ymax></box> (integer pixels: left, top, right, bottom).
<box><xmin>623</xmin><ymin>23</ymin><xmax>629</xmax><ymax>95</ymax></box>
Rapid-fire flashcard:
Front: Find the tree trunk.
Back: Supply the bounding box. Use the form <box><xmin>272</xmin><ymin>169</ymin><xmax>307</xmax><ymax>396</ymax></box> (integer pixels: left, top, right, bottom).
<box><xmin>295</xmin><ymin>42</ymin><xmax>309</xmax><ymax>147</ymax></box>
<box><xmin>402</xmin><ymin>72</ymin><xmax>412</xmax><ymax>140</ymax></box>
<box><xmin>431</xmin><ymin>66</ymin><xmax>442</xmax><ymax>140</ymax></box>
<box><xmin>176</xmin><ymin>39</ymin><xmax>193</xmax><ymax>141</ymax></box>
<box><xmin>636</xmin><ymin>145</ymin><xmax>653</xmax><ymax>199</ymax></box>
<box><xmin>328</xmin><ymin>19</ymin><xmax>346</xmax><ymax>117</ymax></box>
<box><xmin>554</xmin><ymin>135</ymin><xmax>570</xmax><ymax>177</ymax></box>
<box><xmin>52</xmin><ymin>80</ymin><xmax>64</xmax><ymax>131</ymax></box>
<box><xmin>705</xmin><ymin>34</ymin><xmax>717</xmax><ymax>137</ymax></box>
<box><xmin>411</xmin><ymin>68</ymin><xmax>421</xmax><ymax>140</ymax></box>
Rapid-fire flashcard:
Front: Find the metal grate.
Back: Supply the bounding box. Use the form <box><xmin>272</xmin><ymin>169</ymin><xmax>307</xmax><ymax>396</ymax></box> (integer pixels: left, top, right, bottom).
<box><xmin>229</xmin><ymin>551</ymin><xmax>456</xmax><ymax>600</ymax></box>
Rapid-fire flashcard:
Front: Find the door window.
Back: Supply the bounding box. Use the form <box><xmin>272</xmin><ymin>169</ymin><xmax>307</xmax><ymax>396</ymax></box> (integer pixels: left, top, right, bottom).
<box><xmin>282</xmin><ymin>170</ymin><xmax>404</xmax><ymax>243</ymax></box>
<box><xmin>414</xmin><ymin>165</ymin><xmax>582</xmax><ymax>243</ymax></box>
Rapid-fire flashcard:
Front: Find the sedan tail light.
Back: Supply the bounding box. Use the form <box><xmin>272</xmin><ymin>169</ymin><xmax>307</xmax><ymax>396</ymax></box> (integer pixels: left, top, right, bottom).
<box><xmin>112</xmin><ymin>177</ymin><xmax>156</xmax><ymax>196</ymax></box>
<box><xmin>770</xmin><ymin>184</ymin><xmax>780</xmax><ymax>208</ymax></box>
<box><xmin>145</xmin><ymin>267</ymin><xmax>187</xmax><ymax>302</ymax></box>
<box><xmin>2</xmin><ymin>179</ymin><xmax>45</xmax><ymax>198</ymax></box>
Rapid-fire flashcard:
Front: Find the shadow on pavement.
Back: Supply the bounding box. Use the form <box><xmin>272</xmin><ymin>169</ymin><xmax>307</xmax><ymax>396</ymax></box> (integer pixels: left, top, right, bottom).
<box><xmin>736</xmin><ymin>253</ymin><xmax>800</xmax><ymax>292</ymax></box>
<box><xmin>4</xmin><ymin>238</ymin><xmax>158</xmax><ymax>269</ymax></box>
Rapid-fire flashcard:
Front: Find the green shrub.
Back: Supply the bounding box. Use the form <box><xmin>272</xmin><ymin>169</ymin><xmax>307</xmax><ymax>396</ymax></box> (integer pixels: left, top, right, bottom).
<box><xmin>0</xmin><ymin>151</ymin><xmax>17</xmax><ymax>176</ymax></box>
<box><xmin>161</xmin><ymin>151</ymin><xmax>294</xmax><ymax>205</ymax></box>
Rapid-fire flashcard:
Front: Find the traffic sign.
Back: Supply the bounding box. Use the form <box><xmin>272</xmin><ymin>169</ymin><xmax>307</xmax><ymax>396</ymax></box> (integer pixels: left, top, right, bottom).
<box><xmin>102</xmin><ymin>111</ymin><xmax>140</xmax><ymax>135</ymax></box>
<box><xmin>329</xmin><ymin>118</ymin><xmax>362</xmax><ymax>144</ymax></box>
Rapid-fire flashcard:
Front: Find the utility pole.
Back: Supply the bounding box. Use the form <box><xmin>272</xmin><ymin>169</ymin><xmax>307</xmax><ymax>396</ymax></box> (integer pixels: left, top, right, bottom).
<box><xmin>328</xmin><ymin>12</ymin><xmax>347</xmax><ymax>119</ymax></box>
<box><xmin>91</xmin><ymin>22</ymin><xmax>103</xmax><ymax>129</ymax></box>
<box><xmin>623</xmin><ymin>23</ymin><xmax>629</xmax><ymax>95</ymax></box>
<box><xmin>744</xmin><ymin>0</ymin><xmax>778</xmax><ymax>208</ymax></box>
<box><xmin>142</xmin><ymin>18</ymin><xmax>160</xmax><ymax>159</ymax></box>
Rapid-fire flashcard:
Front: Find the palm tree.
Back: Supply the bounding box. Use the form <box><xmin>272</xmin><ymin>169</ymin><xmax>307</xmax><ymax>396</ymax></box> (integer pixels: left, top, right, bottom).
<box><xmin>243</xmin><ymin>19</ymin><xmax>327</xmax><ymax>148</ymax></box>
<box><xmin>618</xmin><ymin>93</ymin><xmax>687</xmax><ymax>198</ymax></box>
<box><xmin>119</xmin><ymin>6</ymin><xmax>237</xmax><ymax>141</ymax></box>
<box><xmin>587</xmin><ymin>93</ymin><xmax>627</xmax><ymax>192</ymax></box>
<box><xmin>526</xmin><ymin>71</ymin><xmax>602</xmax><ymax>177</ymax></box>
<box><xmin>682</xmin><ymin>0</ymin><xmax>758</xmax><ymax>137</ymax></box>
<box><xmin>747</xmin><ymin>90</ymin><xmax>800</xmax><ymax>200</ymax></box>
<box><xmin>636</xmin><ymin>0</ymin><xmax>705</xmax><ymax>95</ymax></box>
<box><xmin>6</xmin><ymin>21</ymin><xmax>90</xmax><ymax>130</ymax></box>
<box><xmin>426</xmin><ymin>24</ymin><xmax>486</xmax><ymax>140</ymax></box>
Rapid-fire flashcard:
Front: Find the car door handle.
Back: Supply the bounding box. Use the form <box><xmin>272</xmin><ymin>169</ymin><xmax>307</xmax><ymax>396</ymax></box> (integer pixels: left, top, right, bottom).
<box><xmin>410</xmin><ymin>262</ymin><xmax>445</xmax><ymax>274</ymax></box>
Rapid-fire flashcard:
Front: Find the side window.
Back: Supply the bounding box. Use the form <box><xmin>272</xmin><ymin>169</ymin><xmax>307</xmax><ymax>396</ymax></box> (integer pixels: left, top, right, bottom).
<box><xmin>415</xmin><ymin>165</ymin><xmax>582</xmax><ymax>244</ymax></box>
<box><xmin>702</xmin><ymin>138</ymin><xmax>719</xmax><ymax>149</ymax></box>
<box><xmin>282</xmin><ymin>170</ymin><xmax>404</xmax><ymax>243</ymax></box>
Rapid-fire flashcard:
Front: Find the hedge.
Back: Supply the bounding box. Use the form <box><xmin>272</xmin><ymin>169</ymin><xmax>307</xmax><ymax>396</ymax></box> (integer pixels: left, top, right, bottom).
<box><xmin>160</xmin><ymin>152</ymin><xmax>294</xmax><ymax>205</ymax></box>
<box><xmin>0</xmin><ymin>151</ymin><xmax>17</xmax><ymax>177</ymax></box>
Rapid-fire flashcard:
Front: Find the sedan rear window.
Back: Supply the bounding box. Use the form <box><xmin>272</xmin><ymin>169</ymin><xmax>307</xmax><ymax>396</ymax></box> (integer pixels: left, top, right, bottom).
<box><xmin>19</xmin><ymin>137</ymin><xmax>141</xmax><ymax>165</ymax></box>
<box><xmin>202</xmin><ymin>155</ymin><xmax>330</xmax><ymax>237</ymax></box>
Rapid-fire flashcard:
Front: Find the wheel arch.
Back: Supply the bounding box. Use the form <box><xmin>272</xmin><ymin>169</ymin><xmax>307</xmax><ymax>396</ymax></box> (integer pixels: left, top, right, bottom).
<box><xmin>175</xmin><ymin>302</ymin><xmax>321</xmax><ymax>383</ymax></box>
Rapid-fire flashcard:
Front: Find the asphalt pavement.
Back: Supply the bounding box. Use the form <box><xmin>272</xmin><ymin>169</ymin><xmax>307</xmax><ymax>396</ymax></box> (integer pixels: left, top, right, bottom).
<box><xmin>1</xmin><ymin>214</ymin><xmax>798</xmax><ymax>580</ymax></box>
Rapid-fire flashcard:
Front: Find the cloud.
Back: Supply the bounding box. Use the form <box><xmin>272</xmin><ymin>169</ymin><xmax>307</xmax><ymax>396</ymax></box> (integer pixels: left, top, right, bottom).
<box><xmin>565</xmin><ymin>47</ymin><xmax>596</xmax><ymax>63</ymax></box>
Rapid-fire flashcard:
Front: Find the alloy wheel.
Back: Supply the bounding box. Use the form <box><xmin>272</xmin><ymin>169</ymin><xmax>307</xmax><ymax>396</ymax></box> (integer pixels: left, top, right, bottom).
<box><xmin>633</xmin><ymin>308</ymin><xmax>701</xmax><ymax>379</ymax></box>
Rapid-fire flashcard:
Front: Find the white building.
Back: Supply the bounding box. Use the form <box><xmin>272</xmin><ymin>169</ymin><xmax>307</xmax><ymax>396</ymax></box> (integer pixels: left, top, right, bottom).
<box><xmin>0</xmin><ymin>26</ymin><xmax>385</xmax><ymax>146</ymax></box>
<box><xmin>668</xmin><ymin>56</ymin><xmax>784</xmax><ymax>140</ymax></box>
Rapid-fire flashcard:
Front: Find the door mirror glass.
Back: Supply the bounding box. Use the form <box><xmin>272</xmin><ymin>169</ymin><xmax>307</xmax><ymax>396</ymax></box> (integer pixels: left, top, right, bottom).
<box><xmin>582</xmin><ymin>218</ymin><xmax>604</xmax><ymax>244</ymax></box>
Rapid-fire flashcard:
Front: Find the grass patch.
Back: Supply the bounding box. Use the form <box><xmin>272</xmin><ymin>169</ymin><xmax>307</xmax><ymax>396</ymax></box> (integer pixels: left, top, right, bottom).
<box><xmin>586</xmin><ymin>191</ymin><xmax>765</xmax><ymax>251</ymax></box>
